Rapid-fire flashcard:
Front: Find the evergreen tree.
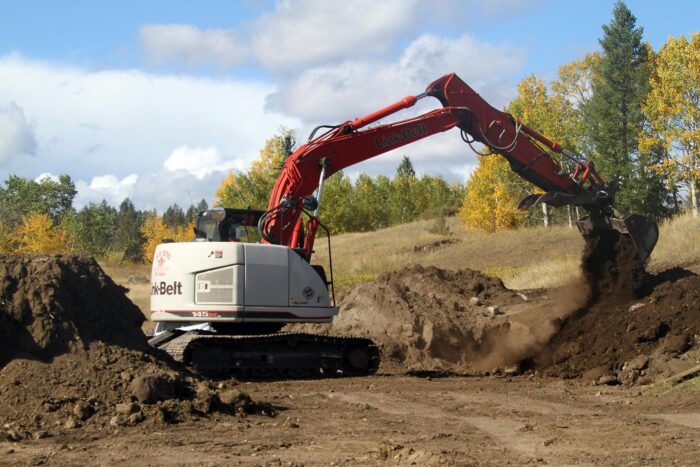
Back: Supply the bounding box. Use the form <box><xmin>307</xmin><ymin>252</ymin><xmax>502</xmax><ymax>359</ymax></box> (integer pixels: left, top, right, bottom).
<box><xmin>583</xmin><ymin>1</ymin><xmax>668</xmax><ymax>216</ymax></box>
<box><xmin>115</xmin><ymin>198</ymin><xmax>145</xmax><ymax>261</ymax></box>
<box><xmin>395</xmin><ymin>156</ymin><xmax>416</xmax><ymax>179</ymax></box>
<box><xmin>162</xmin><ymin>203</ymin><xmax>186</xmax><ymax>228</ymax></box>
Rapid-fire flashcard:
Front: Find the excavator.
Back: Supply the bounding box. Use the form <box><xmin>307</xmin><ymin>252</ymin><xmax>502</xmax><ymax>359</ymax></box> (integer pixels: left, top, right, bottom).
<box><xmin>149</xmin><ymin>73</ymin><xmax>659</xmax><ymax>377</ymax></box>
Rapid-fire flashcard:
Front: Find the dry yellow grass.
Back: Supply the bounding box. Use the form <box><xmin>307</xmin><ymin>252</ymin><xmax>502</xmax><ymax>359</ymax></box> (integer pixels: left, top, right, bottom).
<box><xmin>314</xmin><ymin>213</ymin><xmax>700</xmax><ymax>290</ymax></box>
<box><xmin>648</xmin><ymin>213</ymin><xmax>700</xmax><ymax>271</ymax></box>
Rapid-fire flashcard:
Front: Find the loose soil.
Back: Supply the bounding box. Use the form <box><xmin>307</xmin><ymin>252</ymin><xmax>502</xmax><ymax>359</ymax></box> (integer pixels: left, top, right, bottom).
<box><xmin>3</xmin><ymin>376</ymin><xmax>700</xmax><ymax>465</ymax></box>
<box><xmin>0</xmin><ymin>254</ymin><xmax>272</xmax><ymax>441</ymax></box>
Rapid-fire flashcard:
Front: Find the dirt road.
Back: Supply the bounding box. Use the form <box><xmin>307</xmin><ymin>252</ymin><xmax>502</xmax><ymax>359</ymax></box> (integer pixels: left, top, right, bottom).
<box><xmin>3</xmin><ymin>373</ymin><xmax>699</xmax><ymax>466</ymax></box>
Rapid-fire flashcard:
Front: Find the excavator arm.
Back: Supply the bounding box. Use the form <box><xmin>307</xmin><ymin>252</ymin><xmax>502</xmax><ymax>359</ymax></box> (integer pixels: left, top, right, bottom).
<box><xmin>261</xmin><ymin>73</ymin><xmax>658</xmax><ymax>263</ymax></box>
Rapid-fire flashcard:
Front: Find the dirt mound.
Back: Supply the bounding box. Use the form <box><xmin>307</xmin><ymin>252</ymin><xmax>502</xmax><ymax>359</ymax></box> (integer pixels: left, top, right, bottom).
<box><xmin>539</xmin><ymin>267</ymin><xmax>699</xmax><ymax>382</ymax></box>
<box><xmin>0</xmin><ymin>254</ymin><xmax>148</xmax><ymax>366</ymax></box>
<box><xmin>327</xmin><ymin>265</ymin><xmax>535</xmax><ymax>372</ymax></box>
<box><xmin>0</xmin><ymin>254</ymin><xmax>273</xmax><ymax>441</ymax></box>
<box><xmin>323</xmin><ymin>231</ymin><xmax>698</xmax><ymax>383</ymax></box>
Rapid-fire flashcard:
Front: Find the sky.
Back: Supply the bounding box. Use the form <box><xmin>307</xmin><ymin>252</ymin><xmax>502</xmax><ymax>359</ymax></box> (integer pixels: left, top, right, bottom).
<box><xmin>0</xmin><ymin>0</ymin><xmax>697</xmax><ymax>211</ymax></box>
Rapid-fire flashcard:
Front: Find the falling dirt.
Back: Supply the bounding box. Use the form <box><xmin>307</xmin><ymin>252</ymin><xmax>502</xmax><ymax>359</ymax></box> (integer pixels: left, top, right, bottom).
<box><xmin>0</xmin><ymin>254</ymin><xmax>273</xmax><ymax>441</ymax></box>
<box><xmin>580</xmin><ymin>230</ymin><xmax>645</xmax><ymax>303</ymax></box>
<box><xmin>540</xmin><ymin>266</ymin><xmax>700</xmax><ymax>381</ymax></box>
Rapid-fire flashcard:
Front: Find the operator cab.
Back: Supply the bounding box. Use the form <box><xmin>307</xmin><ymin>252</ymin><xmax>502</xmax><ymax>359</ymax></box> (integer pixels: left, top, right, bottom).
<box><xmin>194</xmin><ymin>206</ymin><xmax>264</xmax><ymax>243</ymax></box>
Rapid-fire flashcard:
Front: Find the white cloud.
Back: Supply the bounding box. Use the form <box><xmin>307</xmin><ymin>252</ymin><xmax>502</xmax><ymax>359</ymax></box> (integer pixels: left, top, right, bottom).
<box><xmin>74</xmin><ymin>174</ymin><xmax>138</xmax><ymax>207</ymax></box>
<box><xmin>74</xmin><ymin>147</ymin><xmax>246</xmax><ymax>210</ymax></box>
<box><xmin>138</xmin><ymin>0</ymin><xmax>537</xmax><ymax>73</ymax></box>
<box><xmin>250</xmin><ymin>0</ymin><xmax>419</xmax><ymax>70</ymax></box>
<box><xmin>0</xmin><ymin>101</ymin><xmax>36</xmax><ymax>166</ymax></box>
<box><xmin>73</xmin><ymin>170</ymin><xmax>227</xmax><ymax>211</ymax></box>
<box><xmin>262</xmin><ymin>32</ymin><xmax>524</xmax><ymax>183</ymax></box>
<box><xmin>0</xmin><ymin>53</ymin><xmax>298</xmax><ymax>184</ymax></box>
<box><xmin>266</xmin><ymin>33</ymin><xmax>524</xmax><ymax>123</ymax></box>
<box><xmin>163</xmin><ymin>145</ymin><xmax>244</xmax><ymax>179</ymax></box>
<box><xmin>139</xmin><ymin>24</ymin><xmax>247</xmax><ymax>68</ymax></box>
<box><xmin>34</xmin><ymin>172</ymin><xmax>59</xmax><ymax>182</ymax></box>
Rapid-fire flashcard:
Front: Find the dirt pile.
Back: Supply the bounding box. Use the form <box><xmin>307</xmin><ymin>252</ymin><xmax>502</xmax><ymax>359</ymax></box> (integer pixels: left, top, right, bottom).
<box><xmin>533</xmin><ymin>231</ymin><xmax>699</xmax><ymax>383</ymax></box>
<box><xmin>327</xmin><ymin>265</ymin><xmax>537</xmax><ymax>372</ymax></box>
<box><xmin>0</xmin><ymin>254</ymin><xmax>273</xmax><ymax>442</ymax></box>
<box><xmin>325</xmin><ymin>231</ymin><xmax>698</xmax><ymax>382</ymax></box>
<box><xmin>540</xmin><ymin>266</ymin><xmax>699</xmax><ymax>383</ymax></box>
<box><xmin>0</xmin><ymin>254</ymin><xmax>149</xmax><ymax>366</ymax></box>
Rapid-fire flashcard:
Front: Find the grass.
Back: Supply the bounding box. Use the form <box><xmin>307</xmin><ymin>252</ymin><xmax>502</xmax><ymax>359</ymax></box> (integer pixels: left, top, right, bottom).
<box><xmin>648</xmin><ymin>213</ymin><xmax>700</xmax><ymax>271</ymax></box>
<box><xmin>647</xmin><ymin>373</ymin><xmax>700</xmax><ymax>396</ymax></box>
<box><xmin>313</xmin><ymin>212</ymin><xmax>700</xmax><ymax>290</ymax></box>
<box><xmin>313</xmin><ymin>217</ymin><xmax>584</xmax><ymax>290</ymax></box>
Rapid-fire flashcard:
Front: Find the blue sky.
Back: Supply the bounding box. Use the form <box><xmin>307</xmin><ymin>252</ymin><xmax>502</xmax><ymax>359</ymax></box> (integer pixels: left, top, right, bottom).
<box><xmin>0</xmin><ymin>0</ymin><xmax>697</xmax><ymax>210</ymax></box>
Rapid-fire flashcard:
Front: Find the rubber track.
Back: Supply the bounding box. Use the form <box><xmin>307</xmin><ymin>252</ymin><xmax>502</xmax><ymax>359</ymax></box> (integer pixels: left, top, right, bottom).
<box><xmin>154</xmin><ymin>331</ymin><xmax>380</xmax><ymax>378</ymax></box>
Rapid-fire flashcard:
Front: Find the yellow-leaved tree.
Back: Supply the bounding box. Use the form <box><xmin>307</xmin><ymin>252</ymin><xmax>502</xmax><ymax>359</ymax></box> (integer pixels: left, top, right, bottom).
<box><xmin>11</xmin><ymin>212</ymin><xmax>71</xmax><ymax>253</ymax></box>
<box><xmin>459</xmin><ymin>155</ymin><xmax>528</xmax><ymax>232</ymax></box>
<box><xmin>642</xmin><ymin>33</ymin><xmax>700</xmax><ymax>216</ymax></box>
<box><xmin>141</xmin><ymin>215</ymin><xmax>194</xmax><ymax>262</ymax></box>
<box><xmin>216</xmin><ymin>128</ymin><xmax>295</xmax><ymax>209</ymax></box>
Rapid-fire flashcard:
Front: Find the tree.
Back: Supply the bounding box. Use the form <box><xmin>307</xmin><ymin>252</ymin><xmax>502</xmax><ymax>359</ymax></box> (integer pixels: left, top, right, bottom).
<box><xmin>396</xmin><ymin>156</ymin><xmax>416</xmax><ymax>179</ymax></box>
<box><xmin>316</xmin><ymin>171</ymin><xmax>354</xmax><ymax>234</ymax></box>
<box><xmin>389</xmin><ymin>157</ymin><xmax>419</xmax><ymax>224</ymax></box>
<box><xmin>506</xmin><ymin>74</ymin><xmax>589</xmax><ymax>227</ymax></box>
<box><xmin>141</xmin><ymin>215</ymin><xmax>194</xmax><ymax>262</ymax></box>
<box><xmin>216</xmin><ymin>128</ymin><xmax>296</xmax><ymax>209</ymax></box>
<box><xmin>642</xmin><ymin>33</ymin><xmax>700</xmax><ymax>216</ymax></box>
<box><xmin>582</xmin><ymin>1</ymin><xmax>666</xmax><ymax>216</ymax></box>
<box><xmin>163</xmin><ymin>203</ymin><xmax>186</xmax><ymax>228</ymax></box>
<box><xmin>551</xmin><ymin>53</ymin><xmax>601</xmax><ymax>157</ymax></box>
<box><xmin>11</xmin><ymin>213</ymin><xmax>71</xmax><ymax>253</ymax></box>
<box><xmin>352</xmin><ymin>174</ymin><xmax>389</xmax><ymax>231</ymax></box>
<box><xmin>185</xmin><ymin>199</ymin><xmax>208</xmax><ymax>223</ymax></box>
<box><xmin>74</xmin><ymin>201</ymin><xmax>118</xmax><ymax>256</ymax></box>
<box><xmin>114</xmin><ymin>198</ymin><xmax>146</xmax><ymax>261</ymax></box>
<box><xmin>0</xmin><ymin>174</ymin><xmax>76</xmax><ymax>227</ymax></box>
<box><xmin>459</xmin><ymin>155</ymin><xmax>528</xmax><ymax>232</ymax></box>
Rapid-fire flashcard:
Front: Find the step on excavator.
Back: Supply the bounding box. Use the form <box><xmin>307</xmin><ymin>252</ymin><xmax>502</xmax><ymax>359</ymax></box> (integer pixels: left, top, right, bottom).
<box><xmin>149</xmin><ymin>73</ymin><xmax>659</xmax><ymax>377</ymax></box>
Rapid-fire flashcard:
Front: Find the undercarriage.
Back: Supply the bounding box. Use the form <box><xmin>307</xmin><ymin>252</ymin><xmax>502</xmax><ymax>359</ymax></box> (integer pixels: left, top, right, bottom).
<box><xmin>150</xmin><ymin>330</ymin><xmax>380</xmax><ymax>378</ymax></box>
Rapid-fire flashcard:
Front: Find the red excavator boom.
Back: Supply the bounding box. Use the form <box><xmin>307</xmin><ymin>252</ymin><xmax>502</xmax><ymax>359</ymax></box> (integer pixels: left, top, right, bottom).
<box><xmin>259</xmin><ymin>73</ymin><xmax>657</xmax><ymax>264</ymax></box>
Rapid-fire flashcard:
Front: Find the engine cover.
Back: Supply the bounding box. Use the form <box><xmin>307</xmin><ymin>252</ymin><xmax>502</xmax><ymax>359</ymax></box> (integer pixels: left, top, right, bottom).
<box><xmin>150</xmin><ymin>242</ymin><xmax>338</xmax><ymax>324</ymax></box>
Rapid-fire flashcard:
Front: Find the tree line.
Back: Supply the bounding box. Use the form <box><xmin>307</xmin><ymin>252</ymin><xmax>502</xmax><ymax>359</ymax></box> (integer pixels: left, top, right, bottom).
<box><xmin>0</xmin><ymin>173</ymin><xmax>207</xmax><ymax>262</ymax></box>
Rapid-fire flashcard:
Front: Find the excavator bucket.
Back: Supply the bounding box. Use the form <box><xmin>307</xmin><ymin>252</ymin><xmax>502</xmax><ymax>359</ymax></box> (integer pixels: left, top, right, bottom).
<box><xmin>520</xmin><ymin>192</ymin><xmax>659</xmax><ymax>264</ymax></box>
<box><xmin>578</xmin><ymin>213</ymin><xmax>659</xmax><ymax>264</ymax></box>
<box><xmin>621</xmin><ymin>214</ymin><xmax>659</xmax><ymax>264</ymax></box>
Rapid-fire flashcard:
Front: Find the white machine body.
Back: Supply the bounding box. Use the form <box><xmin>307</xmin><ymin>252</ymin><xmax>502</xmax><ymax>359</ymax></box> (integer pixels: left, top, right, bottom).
<box><xmin>150</xmin><ymin>241</ymin><xmax>338</xmax><ymax>324</ymax></box>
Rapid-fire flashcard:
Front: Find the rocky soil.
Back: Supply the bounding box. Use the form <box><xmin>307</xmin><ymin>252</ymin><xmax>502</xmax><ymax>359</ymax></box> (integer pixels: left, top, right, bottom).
<box><xmin>0</xmin><ymin>254</ymin><xmax>273</xmax><ymax>443</ymax></box>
